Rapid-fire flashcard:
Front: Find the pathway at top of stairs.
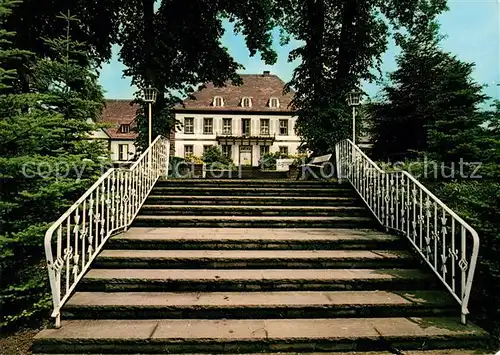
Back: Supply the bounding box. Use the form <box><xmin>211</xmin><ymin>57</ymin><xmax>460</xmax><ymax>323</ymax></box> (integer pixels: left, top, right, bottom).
<box><xmin>33</xmin><ymin>179</ymin><xmax>489</xmax><ymax>354</ymax></box>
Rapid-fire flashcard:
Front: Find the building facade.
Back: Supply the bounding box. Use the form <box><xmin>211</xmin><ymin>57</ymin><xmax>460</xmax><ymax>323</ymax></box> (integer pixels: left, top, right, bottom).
<box><xmin>173</xmin><ymin>72</ymin><xmax>300</xmax><ymax>167</ymax></box>
<box><xmin>90</xmin><ymin>100</ymin><xmax>139</xmax><ymax>164</ymax></box>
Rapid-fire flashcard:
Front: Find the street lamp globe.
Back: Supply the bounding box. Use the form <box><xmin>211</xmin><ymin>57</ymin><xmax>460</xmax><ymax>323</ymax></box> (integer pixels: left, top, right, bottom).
<box><xmin>347</xmin><ymin>89</ymin><xmax>362</xmax><ymax>107</ymax></box>
<box><xmin>142</xmin><ymin>85</ymin><xmax>158</xmax><ymax>104</ymax></box>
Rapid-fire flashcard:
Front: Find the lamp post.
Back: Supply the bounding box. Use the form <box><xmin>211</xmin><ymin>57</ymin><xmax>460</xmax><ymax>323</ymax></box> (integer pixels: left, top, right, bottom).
<box><xmin>347</xmin><ymin>88</ymin><xmax>362</xmax><ymax>145</ymax></box>
<box><xmin>347</xmin><ymin>88</ymin><xmax>363</xmax><ymax>169</ymax></box>
<box><xmin>142</xmin><ymin>85</ymin><xmax>158</xmax><ymax>149</ymax></box>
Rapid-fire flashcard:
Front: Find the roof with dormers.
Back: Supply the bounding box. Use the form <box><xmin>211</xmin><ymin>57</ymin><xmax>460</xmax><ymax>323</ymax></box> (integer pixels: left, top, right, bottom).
<box><xmin>175</xmin><ymin>72</ymin><xmax>295</xmax><ymax>113</ymax></box>
<box><xmin>99</xmin><ymin>100</ymin><xmax>139</xmax><ymax>140</ymax></box>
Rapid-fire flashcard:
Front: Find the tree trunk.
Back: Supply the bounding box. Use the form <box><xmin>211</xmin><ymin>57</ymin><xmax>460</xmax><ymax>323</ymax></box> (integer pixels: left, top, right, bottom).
<box><xmin>335</xmin><ymin>0</ymin><xmax>357</xmax><ymax>91</ymax></box>
<box><xmin>305</xmin><ymin>0</ymin><xmax>325</xmax><ymax>100</ymax></box>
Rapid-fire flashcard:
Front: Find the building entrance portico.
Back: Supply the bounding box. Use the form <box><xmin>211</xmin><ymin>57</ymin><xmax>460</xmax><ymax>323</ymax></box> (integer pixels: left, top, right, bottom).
<box><xmin>239</xmin><ymin>146</ymin><xmax>252</xmax><ymax>166</ymax></box>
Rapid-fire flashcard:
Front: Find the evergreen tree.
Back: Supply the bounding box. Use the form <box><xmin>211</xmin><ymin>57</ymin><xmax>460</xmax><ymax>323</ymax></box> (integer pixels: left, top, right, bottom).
<box><xmin>0</xmin><ymin>8</ymin><xmax>108</xmax><ymax>331</ymax></box>
<box><xmin>371</xmin><ymin>22</ymin><xmax>488</xmax><ymax>162</ymax></box>
<box><xmin>277</xmin><ymin>0</ymin><xmax>448</xmax><ymax>153</ymax></box>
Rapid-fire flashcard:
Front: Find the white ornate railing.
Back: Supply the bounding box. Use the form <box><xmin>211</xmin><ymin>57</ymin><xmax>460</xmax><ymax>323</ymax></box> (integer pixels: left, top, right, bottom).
<box><xmin>44</xmin><ymin>136</ymin><xmax>170</xmax><ymax>327</ymax></box>
<box><xmin>336</xmin><ymin>139</ymin><xmax>479</xmax><ymax>324</ymax></box>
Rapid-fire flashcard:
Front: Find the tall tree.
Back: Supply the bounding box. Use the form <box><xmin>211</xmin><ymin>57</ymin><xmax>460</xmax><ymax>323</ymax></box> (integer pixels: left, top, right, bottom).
<box><xmin>119</xmin><ymin>0</ymin><xmax>280</xmax><ymax>149</ymax></box>
<box><xmin>277</xmin><ymin>0</ymin><xmax>448</xmax><ymax>153</ymax></box>
<box><xmin>370</xmin><ymin>21</ymin><xmax>488</xmax><ymax>162</ymax></box>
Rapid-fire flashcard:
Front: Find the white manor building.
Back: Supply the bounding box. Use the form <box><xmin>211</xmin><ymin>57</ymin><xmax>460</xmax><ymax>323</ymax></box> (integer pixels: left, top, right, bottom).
<box><xmin>173</xmin><ymin>71</ymin><xmax>300</xmax><ymax>166</ymax></box>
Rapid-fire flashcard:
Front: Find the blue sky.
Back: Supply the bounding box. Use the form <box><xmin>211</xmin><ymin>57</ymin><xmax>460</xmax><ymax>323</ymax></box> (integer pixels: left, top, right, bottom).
<box><xmin>99</xmin><ymin>0</ymin><xmax>500</xmax><ymax>103</ymax></box>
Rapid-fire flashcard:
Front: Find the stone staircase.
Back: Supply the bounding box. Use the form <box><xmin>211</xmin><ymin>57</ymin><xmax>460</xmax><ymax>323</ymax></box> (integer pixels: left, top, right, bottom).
<box><xmin>33</xmin><ymin>179</ymin><xmax>488</xmax><ymax>354</ymax></box>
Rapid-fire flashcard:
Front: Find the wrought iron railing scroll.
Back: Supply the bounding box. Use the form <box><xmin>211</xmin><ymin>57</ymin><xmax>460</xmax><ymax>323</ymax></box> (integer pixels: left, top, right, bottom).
<box><xmin>44</xmin><ymin>136</ymin><xmax>170</xmax><ymax>327</ymax></box>
<box><xmin>336</xmin><ymin>139</ymin><xmax>479</xmax><ymax>324</ymax></box>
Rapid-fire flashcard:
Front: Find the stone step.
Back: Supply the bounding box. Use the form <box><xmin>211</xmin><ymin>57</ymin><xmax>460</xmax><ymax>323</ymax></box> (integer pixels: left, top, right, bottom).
<box><xmin>132</xmin><ymin>215</ymin><xmax>377</xmax><ymax>228</ymax></box>
<box><xmin>32</xmin><ymin>317</ymin><xmax>488</xmax><ymax>354</ymax></box>
<box><xmin>31</xmin><ymin>352</ymin><xmax>492</xmax><ymax>355</ymax></box>
<box><xmin>149</xmin><ymin>187</ymin><xmax>355</xmax><ymax>197</ymax></box>
<box><xmin>139</xmin><ymin>205</ymin><xmax>370</xmax><ymax>217</ymax></box>
<box><xmin>156</xmin><ymin>179</ymin><xmax>342</xmax><ymax>189</ymax></box>
<box><xmin>94</xmin><ymin>249</ymin><xmax>416</xmax><ymax>269</ymax></box>
<box><xmin>62</xmin><ymin>290</ymin><xmax>456</xmax><ymax>320</ymax></box>
<box><xmin>145</xmin><ymin>195</ymin><xmax>361</xmax><ymax>206</ymax></box>
<box><xmin>108</xmin><ymin>228</ymin><xmax>406</xmax><ymax>250</ymax></box>
<box><xmin>79</xmin><ymin>268</ymin><xmax>436</xmax><ymax>292</ymax></box>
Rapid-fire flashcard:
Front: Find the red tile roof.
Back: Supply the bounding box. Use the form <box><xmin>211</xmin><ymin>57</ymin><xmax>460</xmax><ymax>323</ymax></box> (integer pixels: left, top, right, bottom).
<box><xmin>99</xmin><ymin>100</ymin><xmax>139</xmax><ymax>139</ymax></box>
<box><xmin>175</xmin><ymin>73</ymin><xmax>295</xmax><ymax>113</ymax></box>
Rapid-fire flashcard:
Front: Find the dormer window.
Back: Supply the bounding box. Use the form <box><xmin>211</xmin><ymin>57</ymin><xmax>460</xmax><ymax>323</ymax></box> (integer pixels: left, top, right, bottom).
<box><xmin>269</xmin><ymin>97</ymin><xmax>280</xmax><ymax>108</ymax></box>
<box><xmin>120</xmin><ymin>124</ymin><xmax>130</xmax><ymax>133</ymax></box>
<box><xmin>213</xmin><ymin>96</ymin><xmax>224</xmax><ymax>107</ymax></box>
<box><xmin>241</xmin><ymin>97</ymin><xmax>252</xmax><ymax>108</ymax></box>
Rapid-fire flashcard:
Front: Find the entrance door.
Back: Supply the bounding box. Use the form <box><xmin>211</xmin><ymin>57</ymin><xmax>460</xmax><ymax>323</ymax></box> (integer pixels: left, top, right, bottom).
<box><xmin>239</xmin><ymin>146</ymin><xmax>252</xmax><ymax>166</ymax></box>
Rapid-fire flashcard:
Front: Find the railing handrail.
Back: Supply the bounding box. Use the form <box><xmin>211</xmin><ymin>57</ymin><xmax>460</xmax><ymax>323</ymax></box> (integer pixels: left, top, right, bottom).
<box><xmin>347</xmin><ymin>140</ymin><xmax>479</xmax><ymax>236</ymax></box>
<box><xmin>43</xmin><ymin>168</ymin><xmax>114</xmax><ymax>248</ymax></box>
<box><xmin>44</xmin><ymin>136</ymin><xmax>170</xmax><ymax>327</ymax></box>
<box><xmin>336</xmin><ymin>139</ymin><xmax>480</xmax><ymax>324</ymax></box>
<box><xmin>130</xmin><ymin>135</ymin><xmax>163</xmax><ymax>170</ymax></box>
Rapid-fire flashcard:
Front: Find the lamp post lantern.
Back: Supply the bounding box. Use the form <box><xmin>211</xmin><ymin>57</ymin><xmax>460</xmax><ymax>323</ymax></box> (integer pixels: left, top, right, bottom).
<box><xmin>143</xmin><ymin>85</ymin><xmax>158</xmax><ymax>148</ymax></box>
<box><xmin>347</xmin><ymin>88</ymin><xmax>362</xmax><ymax>145</ymax></box>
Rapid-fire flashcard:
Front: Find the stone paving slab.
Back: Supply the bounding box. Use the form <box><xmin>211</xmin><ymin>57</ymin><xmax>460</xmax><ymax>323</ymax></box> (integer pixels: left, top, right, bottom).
<box><xmin>32</xmin><ymin>352</ymin><xmax>492</xmax><ymax>355</ymax></box>
<box><xmin>152</xmin><ymin>187</ymin><xmax>350</xmax><ymax>191</ymax></box>
<box><xmin>34</xmin><ymin>317</ymin><xmax>488</xmax><ymax>342</ymax></box>
<box><xmin>134</xmin><ymin>215</ymin><xmax>372</xmax><ymax>221</ymax></box>
<box><xmin>67</xmin><ymin>290</ymin><xmax>453</xmax><ymax>308</ymax></box>
<box><xmin>98</xmin><ymin>249</ymin><xmax>412</xmax><ymax>260</ymax></box>
<box><xmin>141</xmin><ymin>205</ymin><xmax>365</xmax><ymax>211</ymax></box>
<box><xmin>158</xmin><ymin>179</ymin><xmax>339</xmax><ymax>183</ymax></box>
<box><xmin>84</xmin><ymin>268</ymin><xmax>430</xmax><ymax>282</ymax></box>
<box><xmin>147</xmin><ymin>195</ymin><xmax>356</xmax><ymax>200</ymax></box>
<box><xmin>115</xmin><ymin>228</ymin><xmax>395</xmax><ymax>241</ymax></box>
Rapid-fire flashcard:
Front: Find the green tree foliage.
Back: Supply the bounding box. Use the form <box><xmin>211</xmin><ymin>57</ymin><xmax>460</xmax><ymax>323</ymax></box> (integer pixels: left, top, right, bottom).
<box><xmin>277</xmin><ymin>0</ymin><xmax>447</xmax><ymax>153</ymax></box>
<box><xmin>2</xmin><ymin>0</ymin><xmax>283</xmax><ymax>151</ymax></box>
<box><xmin>0</xmin><ymin>9</ymin><xmax>108</xmax><ymax>331</ymax></box>
<box><xmin>119</xmin><ymin>0</ymin><xmax>280</xmax><ymax>150</ymax></box>
<box><xmin>370</xmin><ymin>22</ymin><xmax>488</xmax><ymax>162</ymax></box>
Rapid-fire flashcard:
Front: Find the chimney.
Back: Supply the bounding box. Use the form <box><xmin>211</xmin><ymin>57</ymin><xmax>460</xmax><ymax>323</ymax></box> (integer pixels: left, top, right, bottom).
<box><xmin>263</xmin><ymin>70</ymin><xmax>270</xmax><ymax>76</ymax></box>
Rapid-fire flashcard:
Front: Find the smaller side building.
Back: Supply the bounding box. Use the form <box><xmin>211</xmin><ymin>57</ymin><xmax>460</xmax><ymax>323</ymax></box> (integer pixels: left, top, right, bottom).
<box><xmin>90</xmin><ymin>100</ymin><xmax>139</xmax><ymax>164</ymax></box>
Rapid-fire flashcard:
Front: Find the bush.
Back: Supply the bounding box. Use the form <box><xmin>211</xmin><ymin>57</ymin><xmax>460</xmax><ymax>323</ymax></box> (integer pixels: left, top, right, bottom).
<box><xmin>433</xmin><ymin>179</ymin><xmax>500</xmax><ymax>338</ymax></box>
<box><xmin>184</xmin><ymin>154</ymin><xmax>204</xmax><ymax>165</ymax></box>
<box><xmin>202</xmin><ymin>147</ymin><xmax>234</xmax><ymax>170</ymax></box>
<box><xmin>259</xmin><ymin>151</ymin><xmax>291</xmax><ymax>170</ymax></box>
<box><xmin>290</xmin><ymin>153</ymin><xmax>309</xmax><ymax>166</ymax></box>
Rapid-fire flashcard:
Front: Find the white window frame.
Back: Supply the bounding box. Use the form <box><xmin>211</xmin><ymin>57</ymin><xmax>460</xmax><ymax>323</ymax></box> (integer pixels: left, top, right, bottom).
<box><xmin>184</xmin><ymin>117</ymin><xmax>194</xmax><ymax>134</ymax></box>
<box><xmin>242</xmin><ymin>118</ymin><xmax>251</xmax><ymax>136</ymax></box>
<box><xmin>222</xmin><ymin>145</ymin><xmax>232</xmax><ymax>158</ymax></box>
<box><xmin>269</xmin><ymin>97</ymin><xmax>280</xmax><ymax>108</ymax></box>
<box><xmin>260</xmin><ymin>145</ymin><xmax>270</xmax><ymax>156</ymax></box>
<box><xmin>241</xmin><ymin>97</ymin><xmax>252</xmax><ymax>108</ymax></box>
<box><xmin>213</xmin><ymin>96</ymin><xmax>224</xmax><ymax>107</ymax></box>
<box><xmin>279</xmin><ymin>119</ymin><xmax>289</xmax><ymax>136</ymax></box>
<box><xmin>118</xmin><ymin>144</ymin><xmax>129</xmax><ymax>161</ymax></box>
<box><xmin>184</xmin><ymin>145</ymin><xmax>194</xmax><ymax>157</ymax></box>
<box><xmin>120</xmin><ymin>124</ymin><xmax>130</xmax><ymax>133</ymax></box>
<box><xmin>279</xmin><ymin>146</ymin><xmax>289</xmax><ymax>156</ymax></box>
<box><xmin>260</xmin><ymin>119</ymin><xmax>270</xmax><ymax>135</ymax></box>
<box><xmin>222</xmin><ymin>118</ymin><xmax>232</xmax><ymax>135</ymax></box>
<box><xmin>203</xmin><ymin>118</ymin><xmax>213</xmax><ymax>135</ymax></box>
